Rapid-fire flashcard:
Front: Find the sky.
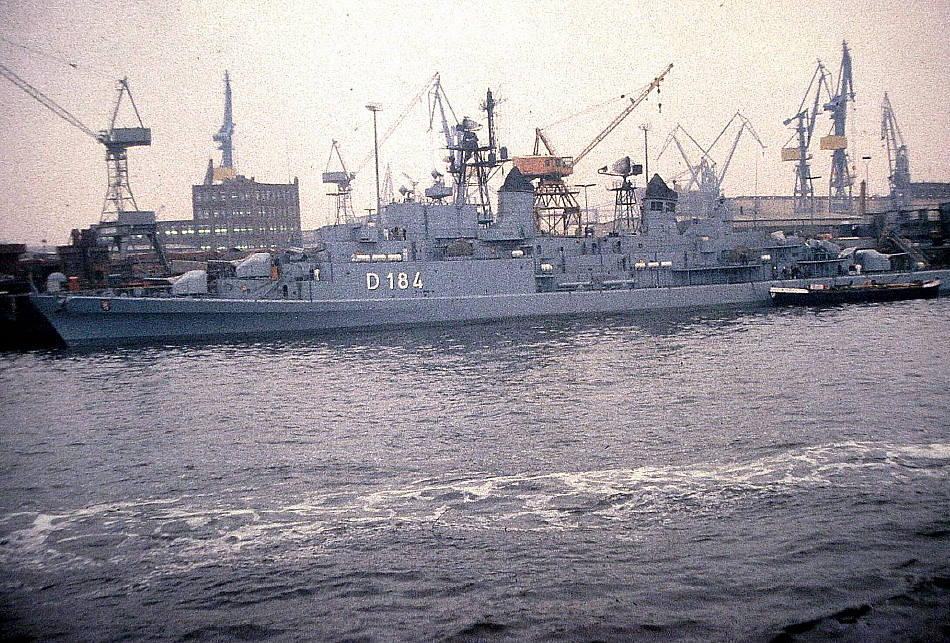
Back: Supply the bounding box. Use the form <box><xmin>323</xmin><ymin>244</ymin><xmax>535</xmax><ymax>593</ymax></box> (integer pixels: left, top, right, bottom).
<box><xmin>0</xmin><ymin>0</ymin><xmax>948</xmax><ymax>244</ymax></box>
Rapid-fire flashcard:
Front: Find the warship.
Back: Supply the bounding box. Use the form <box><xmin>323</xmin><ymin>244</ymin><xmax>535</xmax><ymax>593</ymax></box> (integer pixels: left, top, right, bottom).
<box><xmin>28</xmin><ymin>83</ymin><xmax>950</xmax><ymax>348</ymax></box>
<box><xmin>30</xmin><ymin>167</ymin><xmax>950</xmax><ymax>347</ymax></box>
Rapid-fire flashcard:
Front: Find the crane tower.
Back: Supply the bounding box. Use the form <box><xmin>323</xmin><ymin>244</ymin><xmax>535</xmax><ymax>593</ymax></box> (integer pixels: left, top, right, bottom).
<box><xmin>658</xmin><ymin>112</ymin><xmax>765</xmax><ymax>219</ymax></box>
<box><xmin>99</xmin><ymin>78</ymin><xmax>152</xmax><ymax>222</ymax></box>
<box><xmin>323</xmin><ymin>140</ymin><xmax>356</xmax><ymax>224</ymax></box>
<box><xmin>207</xmin><ymin>71</ymin><xmax>237</xmax><ymax>183</ymax></box>
<box><xmin>881</xmin><ymin>92</ymin><xmax>910</xmax><ymax>209</ymax></box>
<box><xmin>822</xmin><ymin>41</ymin><xmax>855</xmax><ymax>213</ymax></box>
<box><xmin>0</xmin><ymin>63</ymin><xmax>167</xmax><ymax>269</ymax></box>
<box><xmin>782</xmin><ymin>61</ymin><xmax>832</xmax><ymax>216</ymax></box>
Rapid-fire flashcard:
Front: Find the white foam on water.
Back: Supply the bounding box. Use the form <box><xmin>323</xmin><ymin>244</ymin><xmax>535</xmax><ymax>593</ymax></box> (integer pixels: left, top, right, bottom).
<box><xmin>2</xmin><ymin>439</ymin><xmax>946</xmax><ymax>575</ymax></box>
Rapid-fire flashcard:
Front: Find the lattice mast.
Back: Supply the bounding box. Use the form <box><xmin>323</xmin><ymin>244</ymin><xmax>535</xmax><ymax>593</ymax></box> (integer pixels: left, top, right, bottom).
<box><xmin>429</xmin><ymin>78</ymin><xmax>504</xmax><ymax>223</ymax></box>
<box><xmin>599</xmin><ymin>156</ymin><xmax>643</xmax><ymax>232</ymax></box>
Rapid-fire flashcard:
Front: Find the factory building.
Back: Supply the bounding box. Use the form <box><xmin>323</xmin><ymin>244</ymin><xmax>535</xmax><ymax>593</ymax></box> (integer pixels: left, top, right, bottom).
<box><xmin>159</xmin><ymin>170</ymin><xmax>301</xmax><ymax>252</ymax></box>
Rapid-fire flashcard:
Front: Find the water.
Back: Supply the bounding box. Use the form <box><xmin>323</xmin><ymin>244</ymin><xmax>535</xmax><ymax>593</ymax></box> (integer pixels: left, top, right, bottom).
<box><xmin>1</xmin><ymin>300</ymin><xmax>949</xmax><ymax>642</ymax></box>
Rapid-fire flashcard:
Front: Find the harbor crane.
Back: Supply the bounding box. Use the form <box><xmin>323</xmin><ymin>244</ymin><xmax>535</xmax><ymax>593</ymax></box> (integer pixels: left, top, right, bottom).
<box><xmin>206</xmin><ymin>70</ymin><xmax>236</xmax><ymax>183</ymax></box>
<box><xmin>782</xmin><ymin>60</ymin><xmax>833</xmax><ymax>216</ymax></box>
<box><xmin>323</xmin><ymin>140</ymin><xmax>356</xmax><ymax>224</ymax></box>
<box><xmin>823</xmin><ymin>41</ymin><xmax>855</xmax><ymax>214</ymax></box>
<box><xmin>878</xmin><ymin>93</ymin><xmax>927</xmax><ymax>266</ymax></box>
<box><xmin>782</xmin><ymin>41</ymin><xmax>855</xmax><ymax>215</ymax></box>
<box><xmin>0</xmin><ymin>62</ymin><xmax>167</xmax><ymax>269</ymax></box>
<box><xmin>513</xmin><ymin>63</ymin><xmax>673</xmax><ymax>234</ymax></box>
<box><xmin>881</xmin><ymin>92</ymin><xmax>911</xmax><ymax>209</ymax></box>
<box><xmin>658</xmin><ymin>124</ymin><xmax>717</xmax><ymax>195</ymax></box>
<box><xmin>658</xmin><ymin>111</ymin><xmax>765</xmax><ymax>217</ymax></box>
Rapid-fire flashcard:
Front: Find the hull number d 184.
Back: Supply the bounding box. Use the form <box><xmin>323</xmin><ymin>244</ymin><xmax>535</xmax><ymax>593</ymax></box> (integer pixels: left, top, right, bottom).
<box><xmin>366</xmin><ymin>272</ymin><xmax>424</xmax><ymax>291</ymax></box>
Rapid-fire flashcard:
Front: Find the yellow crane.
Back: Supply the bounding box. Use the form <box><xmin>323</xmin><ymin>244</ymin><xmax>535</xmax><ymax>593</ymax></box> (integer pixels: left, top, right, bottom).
<box><xmin>512</xmin><ymin>64</ymin><xmax>672</xmax><ymax>234</ymax></box>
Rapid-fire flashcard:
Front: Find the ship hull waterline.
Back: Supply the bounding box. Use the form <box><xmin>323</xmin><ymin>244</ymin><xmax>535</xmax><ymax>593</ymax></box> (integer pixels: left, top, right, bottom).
<box><xmin>31</xmin><ymin>270</ymin><xmax>950</xmax><ymax>347</ymax></box>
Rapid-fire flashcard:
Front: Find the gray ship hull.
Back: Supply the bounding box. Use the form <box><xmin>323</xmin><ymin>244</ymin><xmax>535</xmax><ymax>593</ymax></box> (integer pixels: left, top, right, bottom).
<box><xmin>31</xmin><ymin>269</ymin><xmax>950</xmax><ymax>347</ymax></box>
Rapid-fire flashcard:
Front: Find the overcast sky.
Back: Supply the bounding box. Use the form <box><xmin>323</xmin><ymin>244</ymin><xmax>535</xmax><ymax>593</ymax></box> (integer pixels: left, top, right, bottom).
<box><xmin>1</xmin><ymin>0</ymin><xmax>948</xmax><ymax>244</ymax></box>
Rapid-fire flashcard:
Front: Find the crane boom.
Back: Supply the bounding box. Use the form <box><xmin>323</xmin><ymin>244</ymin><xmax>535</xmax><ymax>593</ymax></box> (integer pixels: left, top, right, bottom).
<box><xmin>717</xmin><ymin>112</ymin><xmax>765</xmax><ymax>185</ymax></box>
<box><xmin>657</xmin><ymin>125</ymin><xmax>705</xmax><ymax>190</ymax></box>
<box><xmin>573</xmin><ymin>63</ymin><xmax>672</xmax><ymax>166</ymax></box>
<box><xmin>429</xmin><ymin>76</ymin><xmax>456</xmax><ymax>155</ymax></box>
<box><xmin>783</xmin><ymin>60</ymin><xmax>832</xmax><ymax>215</ymax></box>
<box><xmin>534</xmin><ymin>128</ymin><xmax>558</xmax><ymax>156</ymax></box>
<box><xmin>357</xmin><ymin>72</ymin><xmax>442</xmax><ymax>173</ymax></box>
<box><xmin>0</xmin><ymin>61</ymin><xmax>98</xmax><ymax>139</ymax></box>
<box><xmin>327</xmin><ymin>139</ymin><xmax>351</xmax><ymax>175</ymax></box>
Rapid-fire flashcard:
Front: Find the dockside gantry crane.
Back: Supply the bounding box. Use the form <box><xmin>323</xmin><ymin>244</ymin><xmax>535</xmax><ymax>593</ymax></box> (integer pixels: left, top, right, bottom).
<box><xmin>881</xmin><ymin>92</ymin><xmax>911</xmax><ymax>209</ymax></box>
<box><xmin>0</xmin><ymin>62</ymin><xmax>167</xmax><ymax>269</ymax></box>
<box><xmin>782</xmin><ymin>60</ymin><xmax>832</xmax><ymax>216</ymax></box>
<box><xmin>323</xmin><ymin>140</ymin><xmax>356</xmax><ymax>224</ymax></box>
<box><xmin>782</xmin><ymin>42</ymin><xmax>855</xmax><ymax>216</ymax></box>
<box><xmin>513</xmin><ymin>63</ymin><xmax>672</xmax><ymax>235</ymax></box>
<box><xmin>824</xmin><ymin>41</ymin><xmax>855</xmax><ymax>214</ymax></box>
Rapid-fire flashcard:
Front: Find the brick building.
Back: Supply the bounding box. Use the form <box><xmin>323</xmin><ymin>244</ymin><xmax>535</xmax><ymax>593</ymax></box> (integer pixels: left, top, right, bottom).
<box><xmin>158</xmin><ymin>171</ymin><xmax>301</xmax><ymax>252</ymax></box>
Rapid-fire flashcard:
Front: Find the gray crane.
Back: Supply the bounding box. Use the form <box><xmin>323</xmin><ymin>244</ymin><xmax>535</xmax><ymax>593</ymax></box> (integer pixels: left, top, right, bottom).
<box><xmin>881</xmin><ymin>92</ymin><xmax>910</xmax><ymax>209</ymax></box>
<box><xmin>824</xmin><ymin>41</ymin><xmax>855</xmax><ymax>213</ymax></box>
<box><xmin>213</xmin><ymin>70</ymin><xmax>235</xmax><ymax>170</ymax></box>
<box><xmin>782</xmin><ymin>59</ymin><xmax>833</xmax><ymax>216</ymax></box>
<box><xmin>658</xmin><ymin>112</ymin><xmax>765</xmax><ymax>217</ymax></box>
<box><xmin>0</xmin><ymin>63</ymin><xmax>167</xmax><ymax>270</ymax></box>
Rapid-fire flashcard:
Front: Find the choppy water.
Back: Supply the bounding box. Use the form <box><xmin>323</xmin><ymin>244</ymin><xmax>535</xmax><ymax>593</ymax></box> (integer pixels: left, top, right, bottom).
<box><xmin>1</xmin><ymin>300</ymin><xmax>949</xmax><ymax>642</ymax></box>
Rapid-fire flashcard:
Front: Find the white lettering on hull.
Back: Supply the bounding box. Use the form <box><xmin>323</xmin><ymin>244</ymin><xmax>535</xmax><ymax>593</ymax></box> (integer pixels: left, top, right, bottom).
<box><xmin>366</xmin><ymin>272</ymin><xmax>424</xmax><ymax>291</ymax></box>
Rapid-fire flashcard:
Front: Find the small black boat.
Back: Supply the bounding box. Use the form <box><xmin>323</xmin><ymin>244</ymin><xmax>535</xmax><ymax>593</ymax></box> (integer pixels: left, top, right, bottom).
<box><xmin>769</xmin><ymin>278</ymin><xmax>941</xmax><ymax>306</ymax></box>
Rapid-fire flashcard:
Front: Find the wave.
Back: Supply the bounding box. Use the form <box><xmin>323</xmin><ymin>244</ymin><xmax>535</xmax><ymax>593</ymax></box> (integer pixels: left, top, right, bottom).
<box><xmin>1</xmin><ymin>440</ymin><xmax>946</xmax><ymax>577</ymax></box>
